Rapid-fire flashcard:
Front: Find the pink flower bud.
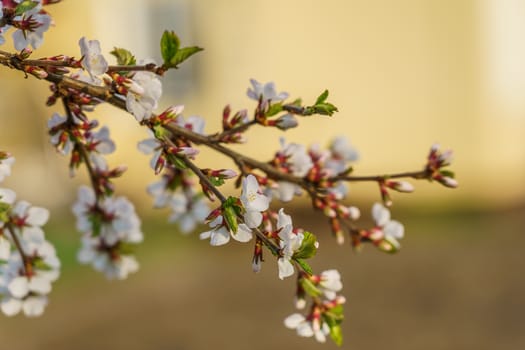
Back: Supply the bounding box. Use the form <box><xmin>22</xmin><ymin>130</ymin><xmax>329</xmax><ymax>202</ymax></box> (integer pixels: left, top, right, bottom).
<box><xmin>275</xmin><ymin>114</ymin><xmax>298</xmax><ymax>130</ymax></box>
<box><xmin>176</xmin><ymin>147</ymin><xmax>199</xmax><ymax>157</ymax></box>
<box><xmin>387</xmin><ymin>180</ymin><xmax>415</xmax><ymax>193</ymax></box>
<box><xmin>439</xmin><ymin>176</ymin><xmax>458</xmax><ymax>188</ymax></box>
<box><xmin>348</xmin><ymin>206</ymin><xmax>360</xmax><ymax>220</ymax></box>
<box><xmin>217</xmin><ymin>169</ymin><xmax>237</xmax><ymax>179</ymax></box>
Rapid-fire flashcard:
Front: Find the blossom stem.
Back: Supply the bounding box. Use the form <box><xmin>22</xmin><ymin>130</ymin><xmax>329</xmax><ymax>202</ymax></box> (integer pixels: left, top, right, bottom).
<box><xmin>5</xmin><ymin>223</ymin><xmax>31</xmax><ymax>275</ymax></box>
<box><xmin>335</xmin><ymin>170</ymin><xmax>428</xmax><ymax>182</ymax></box>
<box><xmin>208</xmin><ymin>120</ymin><xmax>257</xmax><ymax>143</ymax></box>
<box><xmin>61</xmin><ymin>98</ymin><xmax>102</xmax><ymax>203</ymax></box>
<box><xmin>107</xmin><ymin>64</ymin><xmax>165</xmax><ymax>75</ymax></box>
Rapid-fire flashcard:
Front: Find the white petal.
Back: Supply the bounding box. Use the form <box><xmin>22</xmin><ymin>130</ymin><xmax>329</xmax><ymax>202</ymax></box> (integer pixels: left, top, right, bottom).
<box><xmin>210</xmin><ymin>227</ymin><xmax>230</xmax><ymax>246</ymax></box>
<box><xmin>0</xmin><ymin>237</ymin><xmax>11</xmax><ymax>261</ymax></box>
<box><xmin>372</xmin><ymin>203</ymin><xmax>390</xmax><ymax>226</ymax></box>
<box><xmin>384</xmin><ymin>220</ymin><xmax>404</xmax><ymax>239</ymax></box>
<box><xmin>296</xmin><ymin>321</ymin><xmax>315</xmax><ymax>337</ymax></box>
<box><xmin>22</xmin><ymin>296</ymin><xmax>47</xmax><ymax>317</ymax></box>
<box><xmin>244</xmin><ymin>210</ymin><xmax>262</xmax><ymax>228</ymax></box>
<box><xmin>277</xmin><ymin>182</ymin><xmax>296</xmax><ymax>202</ymax></box>
<box><xmin>8</xmin><ymin>276</ymin><xmax>29</xmax><ymax>298</ymax></box>
<box><xmin>278</xmin><ymin>258</ymin><xmax>295</xmax><ymax>280</ymax></box>
<box><xmin>232</xmin><ymin>224</ymin><xmax>253</xmax><ymax>243</ymax></box>
<box><xmin>0</xmin><ymin>188</ymin><xmax>16</xmax><ymax>204</ymax></box>
<box><xmin>1</xmin><ymin>297</ymin><xmax>22</xmax><ymax>317</ymax></box>
<box><xmin>137</xmin><ymin>138</ymin><xmax>159</xmax><ymax>154</ymax></box>
<box><xmin>284</xmin><ymin>313</ymin><xmax>305</xmax><ymax>329</ymax></box>
<box><xmin>26</xmin><ymin>206</ymin><xmax>50</xmax><ymax>226</ymax></box>
<box><xmin>314</xmin><ymin>329</ymin><xmax>327</xmax><ymax>343</ymax></box>
<box><xmin>28</xmin><ymin>276</ymin><xmax>52</xmax><ymax>294</ymax></box>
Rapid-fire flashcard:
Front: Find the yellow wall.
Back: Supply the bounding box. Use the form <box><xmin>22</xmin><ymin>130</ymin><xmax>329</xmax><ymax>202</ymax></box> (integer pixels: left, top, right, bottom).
<box><xmin>0</xmin><ymin>0</ymin><xmax>524</xmax><ymax>209</ymax></box>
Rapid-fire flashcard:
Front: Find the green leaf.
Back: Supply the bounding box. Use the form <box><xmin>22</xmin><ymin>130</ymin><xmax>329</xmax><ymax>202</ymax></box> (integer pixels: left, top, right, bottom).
<box><xmin>299</xmin><ymin>277</ymin><xmax>322</xmax><ymax>297</ymax></box>
<box><xmin>295</xmin><ymin>258</ymin><xmax>313</xmax><ymax>275</ymax></box>
<box><xmin>160</xmin><ymin>30</ymin><xmax>180</xmax><ymax>65</ymax></box>
<box><xmin>110</xmin><ymin>48</ymin><xmax>136</xmax><ymax>66</ymax></box>
<box><xmin>329</xmin><ymin>324</ymin><xmax>343</xmax><ymax>346</ymax></box>
<box><xmin>33</xmin><ymin>258</ymin><xmax>53</xmax><ymax>271</ymax></box>
<box><xmin>293</xmin><ymin>231</ymin><xmax>318</xmax><ymax>259</ymax></box>
<box><xmin>313</xmin><ymin>102</ymin><xmax>338</xmax><ymax>116</ymax></box>
<box><xmin>210</xmin><ymin>176</ymin><xmax>225</xmax><ymax>187</ymax></box>
<box><xmin>266</xmin><ymin>102</ymin><xmax>283</xmax><ymax>117</ymax></box>
<box><xmin>15</xmin><ymin>0</ymin><xmax>38</xmax><ymax>16</ymax></box>
<box><xmin>171</xmin><ymin>156</ymin><xmax>187</xmax><ymax>170</ymax></box>
<box><xmin>439</xmin><ymin>169</ymin><xmax>455</xmax><ymax>178</ymax></box>
<box><xmin>315</xmin><ymin>89</ymin><xmax>329</xmax><ymax>105</ymax></box>
<box><xmin>170</xmin><ymin>46</ymin><xmax>204</xmax><ymax>67</ymax></box>
<box><xmin>323</xmin><ymin>311</ymin><xmax>344</xmax><ymax>346</ymax></box>
<box><xmin>222</xmin><ymin>197</ymin><xmax>239</xmax><ymax>233</ymax></box>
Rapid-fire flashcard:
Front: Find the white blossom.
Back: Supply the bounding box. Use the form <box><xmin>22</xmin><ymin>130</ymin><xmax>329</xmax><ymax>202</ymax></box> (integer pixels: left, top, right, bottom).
<box><xmin>126</xmin><ymin>69</ymin><xmax>162</xmax><ymax>121</ymax></box>
<box><xmin>147</xmin><ymin>179</ymin><xmax>210</xmax><ymax>234</ymax></box>
<box><xmin>138</xmin><ymin>137</ymin><xmax>163</xmax><ymax>171</ymax></box>
<box><xmin>0</xmin><ymin>236</ymin><xmax>60</xmax><ymax>317</ymax></box>
<box><xmin>47</xmin><ymin>112</ymin><xmax>83</xmax><ymax>155</ymax></box>
<box><xmin>167</xmin><ymin>194</ymin><xmax>209</xmax><ymax>234</ymax></box>
<box><xmin>247</xmin><ymin>79</ymin><xmax>289</xmax><ymax>102</ymax></box>
<box><xmin>0</xmin><ymin>155</ymin><xmax>14</xmax><ymax>183</ymax></box>
<box><xmin>12</xmin><ymin>8</ymin><xmax>51</xmax><ymax>50</ymax></box>
<box><xmin>87</xmin><ymin>126</ymin><xmax>115</xmax><ymax>154</ymax></box>
<box><xmin>176</xmin><ymin>115</ymin><xmax>205</xmax><ymax>134</ymax></box>
<box><xmin>77</xmin><ymin>236</ymin><xmax>139</xmax><ymax>280</ymax></box>
<box><xmin>318</xmin><ymin>269</ymin><xmax>343</xmax><ymax>300</ymax></box>
<box><xmin>371</xmin><ymin>203</ymin><xmax>404</xmax><ymax>249</ymax></box>
<box><xmin>79</xmin><ymin>37</ymin><xmax>108</xmax><ymax>80</ymax></box>
<box><xmin>73</xmin><ymin>186</ymin><xmax>143</xmax><ymax>279</ymax></box>
<box><xmin>240</xmin><ymin>175</ymin><xmax>270</xmax><ymax>228</ymax></box>
<box><xmin>199</xmin><ymin>216</ymin><xmax>253</xmax><ymax>246</ymax></box>
<box><xmin>275</xmin><ymin>139</ymin><xmax>313</xmax><ymax>202</ymax></box>
<box><xmin>277</xmin><ymin>209</ymin><xmax>304</xmax><ymax>279</ymax></box>
<box><xmin>284</xmin><ymin>313</ymin><xmax>330</xmax><ymax>343</ymax></box>
<box><xmin>325</xmin><ymin>136</ymin><xmax>359</xmax><ymax>175</ymax></box>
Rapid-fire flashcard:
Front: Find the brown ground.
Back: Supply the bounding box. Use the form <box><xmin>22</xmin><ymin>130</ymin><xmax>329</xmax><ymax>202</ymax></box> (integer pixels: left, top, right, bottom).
<box><xmin>0</xmin><ymin>205</ymin><xmax>523</xmax><ymax>350</ymax></box>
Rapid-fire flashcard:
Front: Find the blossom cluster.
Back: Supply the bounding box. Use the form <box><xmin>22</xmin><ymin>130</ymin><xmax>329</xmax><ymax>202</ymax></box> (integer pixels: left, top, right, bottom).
<box><xmin>0</xmin><ymin>0</ymin><xmax>58</xmax><ymax>50</ymax></box>
<box><xmin>0</xmin><ymin>153</ymin><xmax>60</xmax><ymax>317</ymax></box>
<box><xmin>73</xmin><ymin>186</ymin><xmax>143</xmax><ymax>280</ymax></box>
<box><xmin>285</xmin><ymin>270</ymin><xmax>346</xmax><ymax>344</ymax></box>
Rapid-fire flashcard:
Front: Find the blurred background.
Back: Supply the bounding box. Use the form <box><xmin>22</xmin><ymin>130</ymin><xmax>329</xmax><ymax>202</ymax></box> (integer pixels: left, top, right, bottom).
<box><xmin>0</xmin><ymin>0</ymin><xmax>524</xmax><ymax>349</ymax></box>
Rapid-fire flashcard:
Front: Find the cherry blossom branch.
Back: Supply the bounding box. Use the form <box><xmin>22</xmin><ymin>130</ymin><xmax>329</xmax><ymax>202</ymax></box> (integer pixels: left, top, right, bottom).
<box><xmin>335</xmin><ymin>170</ymin><xmax>428</xmax><ymax>182</ymax></box>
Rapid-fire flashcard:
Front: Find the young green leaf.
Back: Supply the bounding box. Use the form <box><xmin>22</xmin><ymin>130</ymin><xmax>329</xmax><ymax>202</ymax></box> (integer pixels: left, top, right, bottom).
<box><xmin>315</xmin><ymin>89</ymin><xmax>329</xmax><ymax>105</ymax></box>
<box><xmin>222</xmin><ymin>197</ymin><xmax>239</xmax><ymax>233</ymax></box>
<box><xmin>110</xmin><ymin>48</ymin><xmax>137</xmax><ymax>66</ymax></box>
<box><xmin>299</xmin><ymin>277</ymin><xmax>322</xmax><ymax>297</ymax></box>
<box><xmin>210</xmin><ymin>176</ymin><xmax>225</xmax><ymax>187</ymax></box>
<box><xmin>266</xmin><ymin>102</ymin><xmax>283</xmax><ymax>117</ymax></box>
<box><xmin>295</xmin><ymin>258</ymin><xmax>313</xmax><ymax>275</ymax></box>
<box><xmin>160</xmin><ymin>30</ymin><xmax>180</xmax><ymax>65</ymax></box>
<box><xmin>329</xmin><ymin>324</ymin><xmax>343</xmax><ymax>346</ymax></box>
<box><xmin>15</xmin><ymin>0</ymin><xmax>38</xmax><ymax>16</ymax></box>
<box><xmin>313</xmin><ymin>102</ymin><xmax>338</xmax><ymax>116</ymax></box>
<box><xmin>293</xmin><ymin>231</ymin><xmax>318</xmax><ymax>259</ymax></box>
<box><xmin>170</xmin><ymin>46</ymin><xmax>204</xmax><ymax>67</ymax></box>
